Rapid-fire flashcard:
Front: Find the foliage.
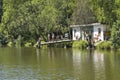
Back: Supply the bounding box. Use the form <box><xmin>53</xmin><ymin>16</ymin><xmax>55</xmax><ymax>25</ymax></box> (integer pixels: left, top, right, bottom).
<box><xmin>89</xmin><ymin>0</ymin><xmax>116</xmax><ymax>26</ymax></box>
<box><xmin>0</xmin><ymin>33</ymin><xmax>8</xmax><ymax>46</ymax></box>
<box><xmin>72</xmin><ymin>41</ymin><xmax>80</xmax><ymax>48</ymax></box>
<box><xmin>0</xmin><ymin>0</ymin><xmax>3</xmax><ymax>22</ymax></box>
<box><xmin>0</xmin><ymin>0</ymin><xmax>76</xmax><ymax>47</ymax></box>
<box><xmin>97</xmin><ymin>41</ymin><xmax>112</xmax><ymax>50</ymax></box>
<box><xmin>89</xmin><ymin>0</ymin><xmax>120</xmax><ymax>49</ymax></box>
<box><xmin>7</xmin><ymin>41</ymin><xmax>14</xmax><ymax>47</ymax></box>
<box><xmin>33</xmin><ymin>43</ymin><xmax>37</xmax><ymax>48</ymax></box>
<box><xmin>111</xmin><ymin>20</ymin><xmax>120</xmax><ymax>48</ymax></box>
<box><xmin>1</xmin><ymin>0</ymin><xmax>119</xmax><ymax>48</ymax></box>
<box><xmin>15</xmin><ymin>35</ymin><xmax>22</xmax><ymax>47</ymax></box>
<box><xmin>24</xmin><ymin>42</ymin><xmax>32</xmax><ymax>47</ymax></box>
<box><xmin>72</xmin><ymin>40</ymin><xmax>88</xmax><ymax>49</ymax></box>
<box><xmin>72</xmin><ymin>0</ymin><xmax>97</xmax><ymax>24</ymax></box>
<box><xmin>89</xmin><ymin>0</ymin><xmax>120</xmax><ymax>26</ymax></box>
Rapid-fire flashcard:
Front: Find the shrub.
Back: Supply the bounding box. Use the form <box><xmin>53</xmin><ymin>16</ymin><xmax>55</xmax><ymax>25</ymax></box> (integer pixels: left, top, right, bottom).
<box><xmin>97</xmin><ymin>41</ymin><xmax>112</xmax><ymax>50</ymax></box>
<box><xmin>41</xmin><ymin>45</ymin><xmax>47</xmax><ymax>49</ymax></box>
<box><xmin>72</xmin><ymin>40</ymin><xmax>88</xmax><ymax>49</ymax></box>
<box><xmin>33</xmin><ymin>43</ymin><xmax>37</xmax><ymax>48</ymax></box>
<box><xmin>7</xmin><ymin>41</ymin><xmax>14</xmax><ymax>47</ymax></box>
<box><xmin>15</xmin><ymin>35</ymin><xmax>22</xmax><ymax>47</ymax></box>
<box><xmin>111</xmin><ymin>20</ymin><xmax>120</xmax><ymax>49</ymax></box>
<box><xmin>24</xmin><ymin>42</ymin><xmax>32</xmax><ymax>47</ymax></box>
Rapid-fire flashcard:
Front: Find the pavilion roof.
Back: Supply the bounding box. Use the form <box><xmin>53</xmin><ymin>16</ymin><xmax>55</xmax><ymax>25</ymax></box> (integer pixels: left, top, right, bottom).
<box><xmin>70</xmin><ymin>23</ymin><xmax>101</xmax><ymax>28</ymax></box>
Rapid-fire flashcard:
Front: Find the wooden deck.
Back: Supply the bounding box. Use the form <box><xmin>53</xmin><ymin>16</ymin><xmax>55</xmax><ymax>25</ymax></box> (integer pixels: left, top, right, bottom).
<box><xmin>41</xmin><ymin>39</ymin><xmax>71</xmax><ymax>45</ymax></box>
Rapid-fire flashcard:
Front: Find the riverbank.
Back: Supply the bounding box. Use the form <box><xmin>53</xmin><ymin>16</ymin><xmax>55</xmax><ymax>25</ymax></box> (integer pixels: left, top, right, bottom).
<box><xmin>1</xmin><ymin>39</ymin><xmax>120</xmax><ymax>50</ymax></box>
<box><xmin>72</xmin><ymin>40</ymin><xmax>120</xmax><ymax>50</ymax></box>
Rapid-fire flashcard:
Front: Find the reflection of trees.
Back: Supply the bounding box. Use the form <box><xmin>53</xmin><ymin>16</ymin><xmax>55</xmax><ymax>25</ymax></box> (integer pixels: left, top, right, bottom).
<box><xmin>35</xmin><ymin>48</ymin><xmax>74</xmax><ymax>71</ymax></box>
<box><xmin>0</xmin><ymin>47</ymin><xmax>22</xmax><ymax>65</ymax></box>
<box><xmin>103</xmin><ymin>51</ymin><xmax>120</xmax><ymax>80</ymax></box>
<box><xmin>36</xmin><ymin>49</ymin><xmax>41</xmax><ymax>65</ymax></box>
<box><xmin>35</xmin><ymin>48</ymin><xmax>120</xmax><ymax>80</ymax></box>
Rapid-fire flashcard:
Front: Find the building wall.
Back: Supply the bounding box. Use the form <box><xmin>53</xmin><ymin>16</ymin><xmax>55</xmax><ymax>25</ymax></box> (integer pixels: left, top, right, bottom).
<box><xmin>71</xmin><ymin>23</ymin><xmax>105</xmax><ymax>41</ymax></box>
<box><xmin>93</xmin><ymin>24</ymin><xmax>104</xmax><ymax>41</ymax></box>
<box><xmin>72</xmin><ymin>27</ymin><xmax>81</xmax><ymax>40</ymax></box>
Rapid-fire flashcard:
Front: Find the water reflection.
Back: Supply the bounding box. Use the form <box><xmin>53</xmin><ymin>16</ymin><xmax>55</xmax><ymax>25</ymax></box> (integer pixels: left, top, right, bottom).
<box><xmin>0</xmin><ymin>48</ymin><xmax>120</xmax><ymax>80</ymax></box>
<box><xmin>93</xmin><ymin>50</ymin><xmax>105</xmax><ymax>80</ymax></box>
<box><xmin>72</xmin><ymin>49</ymin><xmax>120</xmax><ymax>80</ymax></box>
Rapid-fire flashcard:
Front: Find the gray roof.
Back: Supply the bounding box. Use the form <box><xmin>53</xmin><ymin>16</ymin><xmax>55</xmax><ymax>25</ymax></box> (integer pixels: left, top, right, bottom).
<box><xmin>70</xmin><ymin>23</ymin><xmax>101</xmax><ymax>28</ymax></box>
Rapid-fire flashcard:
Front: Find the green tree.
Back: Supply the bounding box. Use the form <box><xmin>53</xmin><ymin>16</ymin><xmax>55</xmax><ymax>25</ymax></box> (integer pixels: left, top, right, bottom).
<box><xmin>55</xmin><ymin>0</ymin><xmax>77</xmax><ymax>26</ymax></box>
<box><xmin>111</xmin><ymin>20</ymin><xmax>120</xmax><ymax>48</ymax></box>
<box><xmin>0</xmin><ymin>0</ymin><xmax>77</xmax><ymax>45</ymax></box>
<box><xmin>89</xmin><ymin>0</ymin><xmax>116</xmax><ymax>27</ymax></box>
<box><xmin>1</xmin><ymin>0</ymin><xmax>31</xmax><ymax>37</ymax></box>
<box><xmin>0</xmin><ymin>0</ymin><xmax>2</xmax><ymax>22</ymax></box>
<box><xmin>72</xmin><ymin>0</ymin><xmax>97</xmax><ymax>24</ymax></box>
<box><xmin>1</xmin><ymin>0</ymin><xmax>60</xmax><ymax>41</ymax></box>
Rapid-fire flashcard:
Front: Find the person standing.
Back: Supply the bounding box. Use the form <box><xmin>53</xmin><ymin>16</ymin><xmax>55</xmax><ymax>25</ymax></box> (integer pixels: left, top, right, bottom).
<box><xmin>48</xmin><ymin>33</ymin><xmax>50</xmax><ymax>42</ymax></box>
<box><xmin>86</xmin><ymin>33</ymin><xmax>89</xmax><ymax>41</ymax></box>
<box><xmin>36</xmin><ymin>37</ymin><xmax>41</xmax><ymax>49</ymax></box>
<box><xmin>52</xmin><ymin>33</ymin><xmax>54</xmax><ymax>42</ymax></box>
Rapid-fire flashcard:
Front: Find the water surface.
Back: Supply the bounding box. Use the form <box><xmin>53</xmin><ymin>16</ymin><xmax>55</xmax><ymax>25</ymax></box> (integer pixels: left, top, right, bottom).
<box><xmin>0</xmin><ymin>47</ymin><xmax>120</xmax><ymax>80</ymax></box>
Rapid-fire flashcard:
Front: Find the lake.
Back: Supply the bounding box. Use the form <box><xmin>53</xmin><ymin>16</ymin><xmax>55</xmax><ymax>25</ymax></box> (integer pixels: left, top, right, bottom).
<box><xmin>0</xmin><ymin>47</ymin><xmax>120</xmax><ymax>80</ymax></box>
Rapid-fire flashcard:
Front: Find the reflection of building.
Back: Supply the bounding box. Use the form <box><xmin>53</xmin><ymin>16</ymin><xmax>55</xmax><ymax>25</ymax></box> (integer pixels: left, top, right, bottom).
<box><xmin>93</xmin><ymin>50</ymin><xmax>106</xmax><ymax>80</ymax></box>
<box><xmin>70</xmin><ymin>23</ymin><xmax>107</xmax><ymax>42</ymax></box>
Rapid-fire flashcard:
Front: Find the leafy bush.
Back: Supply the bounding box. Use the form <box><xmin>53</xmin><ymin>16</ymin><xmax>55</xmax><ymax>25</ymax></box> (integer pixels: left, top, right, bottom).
<box><xmin>33</xmin><ymin>43</ymin><xmax>37</xmax><ymax>48</ymax></box>
<box><xmin>24</xmin><ymin>42</ymin><xmax>32</xmax><ymax>47</ymax></box>
<box><xmin>97</xmin><ymin>41</ymin><xmax>112</xmax><ymax>50</ymax></box>
<box><xmin>72</xmin><ymin>40</ymin><xmax>88</xmax><ymax>49</ymax></box>
<box><xmin>111</xmin><ymin>20</ymin><xmax>120</xmax><ymax>49</ymax></box>
<box><xmin>41</xmin><ymin>45</ymin><xmax>48</xmax><ymax>49</ymax></box>
<box><xmin>7</xmin><ymin>41</ymin><xmax>14</xmax><ymax>47</ymax></box>
<box><xmin>15</xmin><ymin>35</ymin><xmax>22</xmax><ymax>47</ymax></box>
